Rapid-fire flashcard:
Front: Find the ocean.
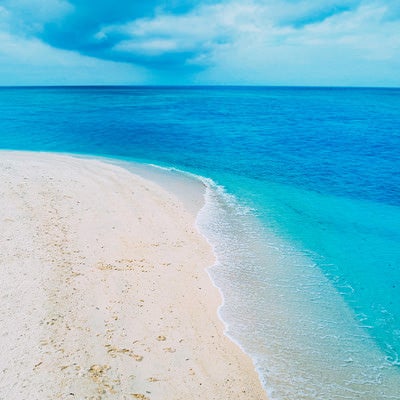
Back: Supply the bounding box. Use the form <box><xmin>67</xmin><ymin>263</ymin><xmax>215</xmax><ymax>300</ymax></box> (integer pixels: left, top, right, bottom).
<box><xmin>0</xmin><ymin>86</ymin><xmax>399</xmax><ymax>399</ymax></box>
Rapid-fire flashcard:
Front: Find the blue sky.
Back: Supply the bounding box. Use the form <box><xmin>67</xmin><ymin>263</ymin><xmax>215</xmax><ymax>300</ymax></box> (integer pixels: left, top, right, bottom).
<box><xmin>0</xmin><ymin>0</ymin><xmax>399</xmax><ymax>86</ymax></box>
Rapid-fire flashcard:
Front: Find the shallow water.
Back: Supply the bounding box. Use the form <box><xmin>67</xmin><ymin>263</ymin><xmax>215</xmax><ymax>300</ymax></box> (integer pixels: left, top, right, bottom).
<box><xmin>196</xmin><ymin>175</ymin><xmax>400</xmax><ymax>399</ymax></box>
<box><xmin>0</xmin><ymin>86</ymin><xmax>399</xmax><ymax>398</ymax></box>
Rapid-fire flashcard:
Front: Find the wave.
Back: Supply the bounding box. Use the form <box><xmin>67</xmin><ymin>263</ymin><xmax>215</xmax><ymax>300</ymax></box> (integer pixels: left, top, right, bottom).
<box><xmin>148</xmin><ymin>163</ymin><xmax>400</xmax><ymax>400</ymax></box>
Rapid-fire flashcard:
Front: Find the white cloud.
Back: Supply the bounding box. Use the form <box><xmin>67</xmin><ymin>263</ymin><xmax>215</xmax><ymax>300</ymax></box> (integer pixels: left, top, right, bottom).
<box><xmin>99</xmin><ymin>0</ymin><xmax>400</xmax><ymax>68</ymax></box>
<box><xmin>0</xmin><ymin>30</ymin><xmax>94</xmax><ymax>66</ymax></box>
<box><xmin>3</xmin><ymin>0</ymin><xmax>73</xmax><ymax>22</ymax></box>
<box><xmin>181</xmin><ymin>0</ymin><xmax>399</xmax><ymax>86</ymax></box>
<box><xmin>0</xmin><ymin>30</ymin><xmax>149</xmax><ymax>85</ymax></box>
<box><xmin>100</xmin><ymin>2</ymin><xmax>266</xmax><ymax>65</ymax></box>
<box><xmin>2</xmin><ymin>0</ymin><xmax>73</xmax><ymax>35</ymax></box>
<box><xmin>287</xmin><ymin>4</ymin><xmax>400</xmax><ymax>61</ymax></box>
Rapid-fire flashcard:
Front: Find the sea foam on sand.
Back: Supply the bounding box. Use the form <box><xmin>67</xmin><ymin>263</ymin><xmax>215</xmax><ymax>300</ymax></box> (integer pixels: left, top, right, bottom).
<box><xmin>0</xmin><ymin>151</ymin><xmax>267</xmax><ymax>400</ymax></box>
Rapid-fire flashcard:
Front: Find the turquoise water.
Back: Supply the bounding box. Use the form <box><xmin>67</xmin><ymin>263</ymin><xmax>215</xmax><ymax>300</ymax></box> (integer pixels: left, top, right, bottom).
<box><xmin>0</xmin><ymin>86</ymin><xmax>399</xmax><ymax>398</ymax></box>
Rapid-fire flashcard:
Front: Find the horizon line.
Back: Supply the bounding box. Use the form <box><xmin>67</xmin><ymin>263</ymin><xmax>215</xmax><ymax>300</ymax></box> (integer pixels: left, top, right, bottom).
<box><xmin>0</xmin><ymin>84</ymin><xmax>399</xmax><ymax>90</ymax></box>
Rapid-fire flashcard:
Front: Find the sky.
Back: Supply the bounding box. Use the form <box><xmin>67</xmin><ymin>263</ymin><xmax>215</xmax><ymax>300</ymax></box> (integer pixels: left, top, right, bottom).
<box><xmin>0</xmin><ymin>0</ymin><xmax>399</xmax><ymax>86</ymax></box>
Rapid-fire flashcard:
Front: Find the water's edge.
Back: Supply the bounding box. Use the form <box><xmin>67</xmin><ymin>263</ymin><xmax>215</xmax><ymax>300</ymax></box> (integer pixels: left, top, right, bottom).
<box><xmin>3</xmin><ymin>149</ymin><xmax>400</xmax><ymax>400</ymax></box>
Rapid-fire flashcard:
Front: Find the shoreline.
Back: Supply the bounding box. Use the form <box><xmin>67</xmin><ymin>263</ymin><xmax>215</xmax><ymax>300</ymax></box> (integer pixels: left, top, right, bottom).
<box><xmin>0</xmin><ymin>151</ymin><xmax>268</xmax><ymax>399</ymax></box>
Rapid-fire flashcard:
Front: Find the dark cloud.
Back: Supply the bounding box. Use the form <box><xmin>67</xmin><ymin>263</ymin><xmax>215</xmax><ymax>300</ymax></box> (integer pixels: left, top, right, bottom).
<box><xmin>289</xmin><ymin>5</ymin><xmax>354</xmax><ymax>28</ymax></box>
<box><xmin>272</xmin><ymin>0</ymin><xmax>362</xmax><ymax>28</ymax></box>
<box><xmin>37</xmin><ymin>0</ymin><xmax>215</xmax><ymax>69</ymax></box>
<box><xmin>40</xmin><ymin>1</ymin><xmax>158</xmax><ymax>52</ymax></box>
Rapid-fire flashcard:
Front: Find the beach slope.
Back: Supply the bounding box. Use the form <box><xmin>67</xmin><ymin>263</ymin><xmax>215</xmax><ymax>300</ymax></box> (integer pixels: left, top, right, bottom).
<box><xmin>0</xmin><ymin>152</ymin><xmax>267</xmax><ymax>400</ymax></box>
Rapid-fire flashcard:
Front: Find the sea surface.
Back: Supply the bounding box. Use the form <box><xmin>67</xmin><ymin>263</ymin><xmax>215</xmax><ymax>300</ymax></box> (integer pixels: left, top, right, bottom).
<box><xmin>0</xmin><ymin>86</ymin><xmax>399</xmax><ymax>399</ymax></box>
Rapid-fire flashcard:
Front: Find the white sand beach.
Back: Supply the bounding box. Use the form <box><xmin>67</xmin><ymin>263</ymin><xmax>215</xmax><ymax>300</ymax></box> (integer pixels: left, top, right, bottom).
<box><xmin>0</xmin><ymin>151</ymin><xmax>267</xmax><ymax>400</ymax></box>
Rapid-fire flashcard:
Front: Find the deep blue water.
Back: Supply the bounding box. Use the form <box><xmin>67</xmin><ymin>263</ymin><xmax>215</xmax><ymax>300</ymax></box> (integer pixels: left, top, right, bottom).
<box><xmin>1</xmin><ymin>86</ymin><xmax>399</xmax><ymax>399</ymax></box>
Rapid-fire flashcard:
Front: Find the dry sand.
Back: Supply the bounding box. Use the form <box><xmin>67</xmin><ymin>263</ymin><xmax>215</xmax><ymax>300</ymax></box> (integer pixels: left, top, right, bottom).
<box><xmin>0</xmin><ymin>151</ymin><xmax>267</xmax><ymax>400</ymax></box>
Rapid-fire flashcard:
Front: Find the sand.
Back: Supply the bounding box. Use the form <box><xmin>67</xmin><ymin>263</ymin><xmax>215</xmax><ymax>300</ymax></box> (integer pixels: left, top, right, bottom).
<box><xmin>0</xmin><ymin>151</ymin><xmax>267</xmax><ymax>400</ymax></box>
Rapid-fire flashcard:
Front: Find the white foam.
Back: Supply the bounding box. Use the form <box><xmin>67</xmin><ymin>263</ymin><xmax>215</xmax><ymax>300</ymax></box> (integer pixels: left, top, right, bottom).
<box><xmin>190</xmin><ymin>172</ymin><xmax>400</xmax><ymax>400</ymax></box>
